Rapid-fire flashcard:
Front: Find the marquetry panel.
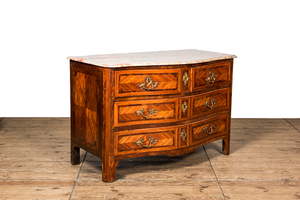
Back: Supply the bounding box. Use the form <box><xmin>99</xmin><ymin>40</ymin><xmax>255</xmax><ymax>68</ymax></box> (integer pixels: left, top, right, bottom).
<box><xmin>191</xmin><ymin>88</ymin><xmax>230</xmax><ymax>118</ymax></box>
<box><xmin>72</xmin><ymin>69</ymin><xmax>99</xmax><ymax>150</ymax></box>
<box><xmin>191</xmin><ymin>60</ymin><xmax>231</xmax><ymax>91</ymax></box>
<box><xmin>190</xmin><ymin>114</ymin><xmax>228</xmax><ymax>146</ymax></box>
<box><xmin>115</xmin><ymin>69</ymin><xmax>181</xmax><ymax>97</ymax></box>
<box><xmin>114</xmin><ymin>99</ymin><xmax>178</xmax><ymax>127</ymax></box>
<box><xmin>115</xmin><ymin>127</ymin><xmax>177</xmax><ymax>155</ymax></box>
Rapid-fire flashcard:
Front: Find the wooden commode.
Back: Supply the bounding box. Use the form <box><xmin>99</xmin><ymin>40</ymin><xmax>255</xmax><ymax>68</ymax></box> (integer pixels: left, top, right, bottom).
<box><xmin>67</xmin><ymin>49</ymin><xmax>236</xmax><ymax>182</ymax></box>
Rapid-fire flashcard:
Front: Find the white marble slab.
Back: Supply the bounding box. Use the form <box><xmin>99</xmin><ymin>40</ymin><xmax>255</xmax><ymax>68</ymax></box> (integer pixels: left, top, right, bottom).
<box><xmin>67</xmin><ymin>49</ymin><xmax>236</xmax><ymax>68</ymax></box>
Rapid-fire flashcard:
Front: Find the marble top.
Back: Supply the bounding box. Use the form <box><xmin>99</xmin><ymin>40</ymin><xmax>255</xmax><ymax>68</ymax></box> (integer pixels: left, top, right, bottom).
<box><xmin>67</xmin><ymin>49</ymin><xmax>236</xmax><ymax>68</ymax></box>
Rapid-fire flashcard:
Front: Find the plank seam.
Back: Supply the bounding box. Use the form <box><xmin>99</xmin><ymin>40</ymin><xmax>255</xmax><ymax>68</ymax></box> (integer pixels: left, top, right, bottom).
<box><xmin>0</xmin><ymin>117</ymin><xmax>5</xmax><ymax>123</ymax></box>
<box><xmin>69</xmin><ymin>152</ymin><xmax>87</xmax><ymax>200</ymax></box>
<box><xmin>284</xmin><ymin>119</ymin><xmax>300</xmax><ymax>133</ymax></box>
<box><xmin>203</xmin><ymin>146</ymin><xmax>227</xmax><ymax>200</ymax></box>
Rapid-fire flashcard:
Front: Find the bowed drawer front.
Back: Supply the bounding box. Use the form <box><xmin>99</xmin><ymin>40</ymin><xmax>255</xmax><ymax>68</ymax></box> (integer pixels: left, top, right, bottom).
<box><xmin>191</xmin><ymin>88</ymin><xmax>230</xmax><ymax>118</ymax></box>
<box><xmin>114</xmin><ymin>98</ymin><xmax>179</xmax><ymax>127</ymax></box>
<box><xmin>115</xmin><ymin>127</ymin><xmax>177</xmax><ymax>155</ymax></box>
<box><xmin>115</xmin><ymin>69</ymin><xmax>182</xmax><ymax>97</ymax></box>
<box><xmin>192</xmin><ymin>60</ymin><xmax>231</xmax><ymax>91</ymax></box>
<box><xmin>69</xmin><ymin>49</ymin><xmax>236</xmax><ymax>182</ymax></box>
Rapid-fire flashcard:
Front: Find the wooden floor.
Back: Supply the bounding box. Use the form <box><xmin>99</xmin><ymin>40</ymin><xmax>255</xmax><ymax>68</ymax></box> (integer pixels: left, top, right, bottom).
<box><xmin>0</xmin><ymin>117</ymin><xmax>300</xmax><ymax>199</ymax></box>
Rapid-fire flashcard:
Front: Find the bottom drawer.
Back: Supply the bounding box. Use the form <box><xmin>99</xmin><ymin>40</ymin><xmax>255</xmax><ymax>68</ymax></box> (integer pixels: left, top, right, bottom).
<box><xmin>114</xmin><ymin>127</ymin><xmax>177</xmax><ymax>156</ymax></box>
<box><xmin>190</xmin><ymin>114</ymin><xmax>228</xmax><ymax>146</ymax></box>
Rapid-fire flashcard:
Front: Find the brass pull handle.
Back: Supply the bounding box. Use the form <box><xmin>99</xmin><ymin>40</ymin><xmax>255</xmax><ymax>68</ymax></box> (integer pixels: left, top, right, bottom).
<box><xmin>180</xmin><ymin>129</ymin><xmax>187</xmax><ymax>141</ymax></box>
<box><xmin>205</xmin><ymin>69</ymin><xmax>217</xmax><ymax>84</ymax></box>
<box><xmin>138</xmin><ymin>76</ymin><xmax>159</xmax><ymax>90</ymax></box>
<box><xmin>135</xmin><ymin>136</ymin><xmax>158</xmax><ymax>148</ymax></box>
<box><xmin>183</xmin><ymin>72</ymin><xmax>189</xmax><ymax>86</ymax></box>
<box><xmin>203</xmin><ymin>124</ymin><xmax>215</xmax><ymax>135</ymax></box>
<box><xmin>135</xmin><ymin>108</ymin><xmax>158</xmax><ymax>119</ymax></box>
<box><xmin>204</xmin><ymin>98</ymin><xmax>216</xmax><ymax>109</ymax></box>
<box><xmin>181</xmin><ymin>101</ymin><xmax>188</xmax><ymax>113</ymax></box>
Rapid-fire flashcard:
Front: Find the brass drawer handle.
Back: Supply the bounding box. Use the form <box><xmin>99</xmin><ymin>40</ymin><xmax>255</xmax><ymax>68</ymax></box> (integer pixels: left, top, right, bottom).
<box><xmin>135</xmin><ymin>136</ymin><xmax>158</xmax><ymax>148</ymax></box>
<box><xmin>203</xmin><ymin>124</ymin><xmax>215</xmax><ymax>135</ymax></box>
<box><xmin>183</xmin><ymin>72</ymin><xmax>189</xmax><ymax>86</ymax></box>
<box><xmin>135</xmin><ymin>108</ymin><xmax>158</xmax><ymax>119</ymax></box>
<box><xmin>181</xmin><ymin>101</ymin><xmax>188</xmax><ymax>113</ymax></box>
<box><xmin>138</xmin><ymin>76</ymin><xmax>159</xmax><ymax>90</ymax></box>
<box><xmin>205</xmin><ymin>69</ymin><xmax>217</xmax><ymax>84</ymax></box>
<box><xmin>204</xmin><ymin>98</ymin><xmax>217</xmax><ymax>109</ymax></box>
<box><xmin>181</xmin><ymin>129</ymin><xmax>187</xmax><ymax>141</ymax></box>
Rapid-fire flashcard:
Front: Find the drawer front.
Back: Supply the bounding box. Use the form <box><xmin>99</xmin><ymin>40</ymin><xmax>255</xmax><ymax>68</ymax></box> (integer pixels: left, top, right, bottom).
<box><xmin>115</xmin><ymin>127</ymin><xmax>177</xmax><ymax>155</ymax></box>
<box><xmin>115</xmin><ymin>69</ymin><xmax>181</xmax><ymax>97</ymax></box>
<box><xmin>191</xmin><ymin>88</ymin><xmax>230</xmax><ymax>118</ymax></box>
<box><xmin>114</xmin><ymin>99</ymin><xmax>178</xmax><ymax>127</ymax></box>
<box><xmin>191</xmin><ymin>60</ymin><xmax>231</xmax><ymax>91</ymax></box>
<box><xmin>190</xmin><ymin>114</ymin><xmax>228</xmax><ymax>146</ymax></box>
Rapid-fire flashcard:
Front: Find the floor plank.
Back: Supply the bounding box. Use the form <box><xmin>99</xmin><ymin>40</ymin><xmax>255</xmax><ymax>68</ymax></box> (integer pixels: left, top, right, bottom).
<box><xmin>1</xmin><ymin>117</ymin><xmax>300</xmax><ymax>199</ymax></box>
<box><xmin>205</xmin><ymin>119</ymin><xmax>300</xmax><ymax>181</ymax></box>
<box><xmin>71</xmin><ymin>180</ymin><xmax>224</xmax><ymax>199</ymax></box>
<box><xmin>286</xmin><ymin>118</ymin><xmax>300</xmax><ymax>131</ymax></box>
<box><xmin>0</xmin><ymin>180</ymin><xmax>73</xmax><ymax>200</ymax></box>
<box><xmin>80</xmin><ymin>147</ymin><xmax>216</xmax><ymax>181</ymax></box>
<box><xmin>220</xmin><ymin>181</ymin><xmax>300</xmax><ymax>200</ymax></box>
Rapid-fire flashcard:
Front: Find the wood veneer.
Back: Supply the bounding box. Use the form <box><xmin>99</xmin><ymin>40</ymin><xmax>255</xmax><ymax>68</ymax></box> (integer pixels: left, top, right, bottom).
<box><xmin>70</xmin><ymin>54</ymin><xmax>235</xmax><ymax>182</ymax></box>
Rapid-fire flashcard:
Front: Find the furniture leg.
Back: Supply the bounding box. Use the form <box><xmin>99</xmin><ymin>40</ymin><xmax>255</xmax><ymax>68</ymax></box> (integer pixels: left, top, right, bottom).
<box><xmin>102</xmin><ymin>160</ymin><xmax>120</xmax><ymax>182</ymax></box>
<box><xmin>71</xmin><ymin>145</ymin><xmax>81</xmax><ymax>165</ymax></box>
<box><xmin>222</xmin><ymin>137</ymin><xmax>230</xmax><ymax>155</ymax></box>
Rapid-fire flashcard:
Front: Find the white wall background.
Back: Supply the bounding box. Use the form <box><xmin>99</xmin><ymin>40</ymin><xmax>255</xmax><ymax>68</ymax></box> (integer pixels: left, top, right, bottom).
<box><xmin>0</xmin><ymin>0</ymin><xmax>299</xmax><ymax>118</ymax></box>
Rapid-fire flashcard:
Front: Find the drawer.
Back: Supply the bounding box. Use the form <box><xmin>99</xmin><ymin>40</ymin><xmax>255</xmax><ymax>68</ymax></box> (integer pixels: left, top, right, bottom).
<box><xmin>191</xmin><ymin>60</ymin><xmax>231</xmax><ymax>91</ymax></box>
<box><xmin>191</xmin><ymin>88</ymin><xmax>230</xmax><ymax>118</ymax></box>
<box><xmin>114</xmin><ymin>98</ymin><xmax>178</xmax><ymax>127</ymax></box>
<box><xmin>190</xmin><ymin>114</ymin><xmax>228</xmax><ymax>146</ymax></box>
<box><xmin>115</xmin><ymin>69</ymin><xmax>181</xmax><ymax>97</ymax></box>
<box><xmin>114</xmin><ymin>127</ymin><xmax>177</xmax><ymax>155</ymax></box>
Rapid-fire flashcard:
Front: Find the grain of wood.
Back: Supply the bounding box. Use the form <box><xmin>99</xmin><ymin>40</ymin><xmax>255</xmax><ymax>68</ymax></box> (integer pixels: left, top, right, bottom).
<box><xmin>219</xmin><ymin>181</ymin><xmax>300</xmax><ymax>200</ymax></box>
<box><xmin>71</xmin><ymin>180</ymin><xmax>224</xmax><ymax>199</ymax></box>
<box><xmin>80</xmin><ymin>147</ymin><xmax>216</xmax><ymax>181</ymax></box>
<box><xmin>205</xmin><ymin>119</ymin><xmax>300</xmax><ymax>181</ymax></box>
<box><xmin>286</xmin><ymin>118</ymin><xmax>300</xmax><ymax>131</ymax></box>
<box><xmin>1</xmin><ymin>117</ymin><xmax>300</xmax><ymax>199</ymax></box>
<box><xmin>0</xmin><ymin>118</ymin><xmax>80</xmax><ymax>199</ymax></box>
<box><xmin>0</xmin><ymin>180</ymin><xmax>73</xmax><ymax>200</ymax></box>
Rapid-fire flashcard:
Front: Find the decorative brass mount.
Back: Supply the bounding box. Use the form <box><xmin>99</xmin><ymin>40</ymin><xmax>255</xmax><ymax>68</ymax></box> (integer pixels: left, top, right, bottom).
<box><xmin>203</xmin><ymin>124</ymin><xmax>215</xmax><ymax>135</ymax></box>
<box><xmin>180</xmin><ymin>129</ymin><xmax>187</xmax><ymax>141</ymax></box>
<box><xmin>181</xmin><ymin>101</ymin><xmax>188</xmax><ymax>113</ymax></box>
<box><xmin>204</xmin><ymin>98</ymin><xmax>217</xmax><ymax>109</ymax></box>
<box><xmin>135</xmin><ymin>136</ymin><xmax>158</xmax><ymax>148</ymax></box>
<box><xmin>183</xmin><ymin>72</ymin><xmax>189</xmax><ymax>86</ymax></box>
<box><xmin>138</xmin><ymin>76</ymin><xmax>159</xmax><ymax>90</ymax></box>
<box><xmin>205</xmin><ymin>69</ymin><xmax>217</xmax><ymax>84</ymax></box>
<box><xmin>135</xmin><ymin>108</ymin><xmax>158</xmax><ymax>119</ymax></box>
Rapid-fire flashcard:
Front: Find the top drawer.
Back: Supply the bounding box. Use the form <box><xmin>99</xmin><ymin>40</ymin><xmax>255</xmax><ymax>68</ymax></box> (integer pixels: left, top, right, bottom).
<box><xmin>115</xmin><ymin>69</ymin><xmax>181</xmax><ymax>97</ymax></box>
<box><xmin>191</xmin><ymin>60</ymin><xmax>231</xmax><ymax>91</ymax></box>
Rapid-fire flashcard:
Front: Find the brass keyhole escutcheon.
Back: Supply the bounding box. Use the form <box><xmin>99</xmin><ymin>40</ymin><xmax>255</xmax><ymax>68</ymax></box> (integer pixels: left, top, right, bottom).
<box><xmin>181</xmin><ymin>101</ymin><xmax>188</xmax><ymax>113</ymax></box>
<box><xmin>183</xmin><ymin>72</ymin><xmax>189</xmax><ymax>86</ymax></box>
<box><xmin>180</xmin><ymin>129</ymin><xmax>187</xmax><ymax>141</ymax></box>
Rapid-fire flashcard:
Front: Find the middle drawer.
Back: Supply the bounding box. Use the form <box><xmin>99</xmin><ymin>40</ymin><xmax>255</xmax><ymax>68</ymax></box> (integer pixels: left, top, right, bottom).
<box><xmin>114</xmin><ymin>98</ymin><xmax>179</xmax><ymax>127</ymax></box>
